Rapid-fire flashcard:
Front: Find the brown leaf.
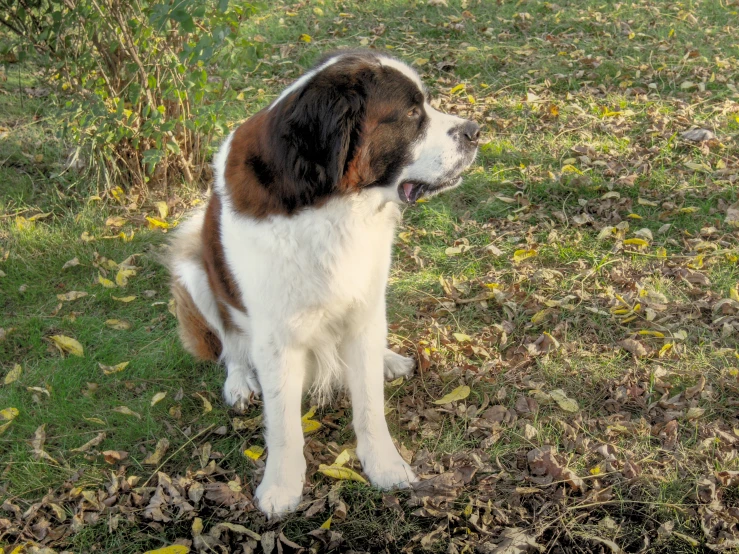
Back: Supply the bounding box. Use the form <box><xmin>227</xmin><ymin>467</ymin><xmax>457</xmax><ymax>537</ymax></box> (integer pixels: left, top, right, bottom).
<box><xmin>102</xmin><ymin>450</ymin><xmax>129</xmax><ymax>464</ymax></box>
<box><xmin>619</xmin><ymin>338</ymin><xmax>648</xmax><ymax>357</ymax></box>
<box><xmin>71</xmin><ymin>432</ymin><xmax>106</xmax><ymax>453</ymax></box>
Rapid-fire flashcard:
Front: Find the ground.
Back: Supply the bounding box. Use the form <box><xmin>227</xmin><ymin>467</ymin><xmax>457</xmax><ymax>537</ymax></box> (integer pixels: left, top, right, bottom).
<box><xmin>2</xmin><ymin>0</ymin><xmax>739</xmax><ymax>552</ymax></box>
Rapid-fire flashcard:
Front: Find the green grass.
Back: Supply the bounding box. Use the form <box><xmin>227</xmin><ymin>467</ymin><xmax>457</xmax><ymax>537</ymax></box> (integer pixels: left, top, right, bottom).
<box><xmin>3</xmin><ymin>0</ymin><xmax>739</xmax><ymax>551</ymax></box>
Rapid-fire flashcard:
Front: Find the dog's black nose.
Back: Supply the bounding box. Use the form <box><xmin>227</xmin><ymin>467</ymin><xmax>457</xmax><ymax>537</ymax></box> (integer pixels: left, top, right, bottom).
<box><xmin>462</xmin><ymin>121</ymin><xmax>480</xmax><ymax>143</ymax></box>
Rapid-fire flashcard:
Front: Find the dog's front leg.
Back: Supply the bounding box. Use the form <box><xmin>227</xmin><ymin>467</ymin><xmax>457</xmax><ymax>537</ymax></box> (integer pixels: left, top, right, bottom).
<box><xmin>342</xmin><ymin>311</ymin><xmax>417</xmax><ymax>489</ymax></box>
<box><xmin>252</xmin><ymin>340</ymin><xmax>307</xmax><ymax>518</ymax></box>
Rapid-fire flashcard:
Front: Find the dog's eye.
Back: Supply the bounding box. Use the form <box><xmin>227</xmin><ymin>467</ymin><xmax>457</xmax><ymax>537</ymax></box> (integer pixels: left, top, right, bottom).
<box><xmin>407</xmin><ymin>106</ymin><xmax>421</xmax><ymax>118</ymax></box>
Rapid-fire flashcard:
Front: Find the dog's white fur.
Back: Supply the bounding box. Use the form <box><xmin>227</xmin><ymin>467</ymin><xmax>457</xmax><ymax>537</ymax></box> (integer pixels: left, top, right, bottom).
<box><xmin>171</xmin><ymin>53</ymin><xmax>473</xmax><ymax>517</ymax></box>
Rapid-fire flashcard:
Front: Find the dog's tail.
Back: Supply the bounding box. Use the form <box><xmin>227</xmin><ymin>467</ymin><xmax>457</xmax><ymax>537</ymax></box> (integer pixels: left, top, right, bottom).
<box><xmin>171</xmin><ymin>275</ymin><xmax>222</xmax><ymax>361</ymax></box>
<box><xmin>166</xmin><ymin>206</ymin><xmax>223</xmax><ymax>362</ymax></box>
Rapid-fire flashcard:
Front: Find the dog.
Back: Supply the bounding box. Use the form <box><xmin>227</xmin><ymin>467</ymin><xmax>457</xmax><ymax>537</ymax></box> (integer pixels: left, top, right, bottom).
<box><xmin>168</xmin><ymin>50</ymin><xmax>479</xmax><ymax>517</ymax></box>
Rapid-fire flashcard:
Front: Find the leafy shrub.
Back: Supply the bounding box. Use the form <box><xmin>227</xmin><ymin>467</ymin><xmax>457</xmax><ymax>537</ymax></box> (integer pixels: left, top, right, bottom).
<box><xmin>1</xmin><ymin>0</ymin><xmax>261</xmax><ymax>192</ymax></box>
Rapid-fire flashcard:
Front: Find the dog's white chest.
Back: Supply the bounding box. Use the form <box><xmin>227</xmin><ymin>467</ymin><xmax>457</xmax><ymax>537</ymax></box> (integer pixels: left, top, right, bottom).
<box><xmin>221</xmin><ymin>191</ymin><xmax>400</xmax><ymax>338</ymax></box>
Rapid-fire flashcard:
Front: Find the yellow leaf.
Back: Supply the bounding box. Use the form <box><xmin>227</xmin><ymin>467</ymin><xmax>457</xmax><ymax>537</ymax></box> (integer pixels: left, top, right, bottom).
<box><xmin>626</xmin><ymin>213</ymin><xmax>642</xmax><ymax>219</ymax></box>
<box><xmin>243</xmin><ymin>445</ymin><xmax>265</xmax><ymax>460</ymax></box>
<box><xmin>118</xmin><ymin>230</ymin><xmax>135</xmax><ymax>242</ymax></box>
<box><xmin>168</xmin><ymin>298</ymin><xmax>177</xmax><ymax>316</ymax></box>
<box><xmin>467</xmin><ymin>94</ymin><xmax>476</xmax><ymax>104</ymax></box>
<box><xmin>313</xmin><ymin>7</ymin><xmax>324</xmax><ymax>15</ymax></box>
<box><xmin>98</xmin><ymin>274</ymin><xmax>116</xmax><ymax>288</ymax></box>
<box><xmin>590</xmin><ymin>466</ymin><xmax>602</xmax><ymax>476</ymax></box>
<box><xmin>80</xmin><ymin>231</ymin><xmax>95</xmax><ymax>242</ymax></box>
<box><xmin>388</xmin><ymin>377</ymin><xmax>404</xmax><ymax>387</ymax></box>
<box><xmin>531</xmin><ymin>309</ymin><xmax>551</xmax><ymax>324</ymax></box>
<box><xmin>321</xmin><ymin>515</ymin><xmax>332</xmax><ymax>529</ymax></box>
<box><xmin>105</xmin><ymin>216</ymin><xmax>127</xmax><ymax>227</ymax></box>
<box><xmin>4</xmin><ymin>364</ymin><xmax>22</xmax><ymax>385</ymax></box>
<box><xmin>16</xmin><ymin>216</ymin><xmax>34</xmax><ymax>230</ymax></box>
<box><xmin>194</xmin><ymin>393</ymin><xmax>213</xmax><ymax>414</ymax></box>
<box><xmin>0</xmin><ymin>407</ymin><xmax>19</xmax><ymax>435</ymax></box>
<box><xmin>146</xmin><ymin>216</ymin><xmax>171</xmax><ymax>229</ymax></box>
<box><xmin>623</xmin><ymin>238</ymin><xmax>649</xmax><ymax>247</ymax></box>
<box><xmin>57</xmin><ymin>291</ymin><xmax>88</xmax><ymax>302</ymax></box>
<box><xmin>143</xmin><ymin>545</ymin><xmax>190</xmax><ymax>554</ymax></box>
<box><xmin>412</xmin><ymin>58</ymin><xmax>429</xmax><ymax>66</ymax></box>
<box><xmin>299</xmin><ymin>33</ymin><xmax>312</xmax><ymax>43</ymax></box>
<box><xmin>143</xmin><ymin>438</ymin><xmax>170</xmax><ymax>465</ymax></box>
<box><xmin>333</xmin><ymin>448</ymin><xmax>356</xmax><ymax>467</ymax></box>
<box><xmin>731</xmin><ymin>286</ymin><xmax>739</xmax><ymax>303</ymax></box>
<box><xmin>110</xmin><ymin>186</ymin><xmax>125</xmax><ymax>203</ymax></box>
<box><xmin>151</xmin><ymin>391</ymin><xmax>167</xmax><ymax>406</ymax></box>
<box><xmin>99</xmin><ymin>361</ymin><xmax>129</xmax><ymax>375</ymax></box>
<box><xmin>112</xmin><ymin>406</ymin><xmax>141</xmax><ymax>419</ymax></box>
<box><xmin>105</xmin><ymin>319</ymin><xmax>131</xmax><ymax>330</ymax></box>
<box><xmin>450</xmin><ymin>83</ymin><xmax>466</xmax><ymax>94</ymax></box>
<box><xmin>112</xmin><ymin>295</ymin><xmax>136</xmax><ymax>303</ymax></box>
<box><xmin>155</xmin><ymin>201</ymin><xmax>169</xmax><ymax>219</ymax></box>
<box><xmin>659</xmin><ymin>343</ymin><xmax>673</xmax><ymax>357</ymax></box>
<box><xmin>50</xmin><ymin>335</ymin><xmax>84</xmax><ymax>357</ymax></box>
<box><xmin>453</xmin><ymin>332</ymin><xmax>472</xmax><ymax>343</ymax></box>
<box><xmin>301</xmin><ymin>406</ymin><xmax>322</xmax><ymax>433</ymax></box>
<box><xmin>638</xmin><ymin>330</ymin><xmax>665</xmax><ymax>338</ymax></box>
<box><xmin>512</xmin><ymin>249</ymin><xmax>537</xmax><ymax>263</ymax></box>
<box><xmin>115</xmin><ymin>268</ymin><xmax>136</xmax><ymax>287</ymax></box>
<box><xmin>433</xmin><ymin>385</ymin><xmax>471</xmax><ymax>405</ymax></box>
<box><xmin>318</xmin><ymin>464</ymin><xmax>367</xmax><ymax>483</ymax></box>
<box><xmin>84</xmin><ymin>416</ymin><xmax>106</xmax><ymax>425</ymax></box>
<box><xmin>679</xmin><ymin>206</ymin><xmax>699</xmax><ymax>214</ymax></box>
<box><xmin>549</xmin><ymin>389</ymin><xmax>579</xmax><ymax>412</ymax></box>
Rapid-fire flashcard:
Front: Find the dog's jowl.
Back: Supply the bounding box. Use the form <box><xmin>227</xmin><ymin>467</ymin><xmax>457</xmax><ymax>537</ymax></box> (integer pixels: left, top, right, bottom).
<box><xmin>168</xmin><ymin>50</ymin><xmax>479</xmax><ymax>517</ymax></box>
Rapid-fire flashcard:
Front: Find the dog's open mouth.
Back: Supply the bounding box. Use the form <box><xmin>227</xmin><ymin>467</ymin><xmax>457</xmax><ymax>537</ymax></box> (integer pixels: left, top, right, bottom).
<box><xmin>398</xmin><ymin>178</ymin><xmax>462</xmax><ymax>204</ymax></box>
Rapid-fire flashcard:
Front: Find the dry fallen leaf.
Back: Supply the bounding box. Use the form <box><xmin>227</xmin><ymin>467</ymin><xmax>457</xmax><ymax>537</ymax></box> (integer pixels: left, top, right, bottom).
<box><xmin>30</xmin><ymin>424</ymin><xmax>58</xmax><ymax>464</ymax></box>
<box><xmin>318</xmin><ymin>464</ymin><xmax>368</xmax><ymax>484</ymax></box>
<box><xmin>99</xmin><ymin>361</ymin><xmax>129</xmax><ymax>375</ymax></box>
<box><xmin>98</xmin><ymin>273</ymin><xmax>116</xmax><ymax>288</ymax></box>
<box><xmin>71</xmin><ymin>432</ymin><xmax>106</xmax><ymax>453</ymax></box>
<box><xmin>512</xmin><ymin>249</ymin><xmax>537</xmax><ymax>263</ymax></box>
<box><xmin>105</xmin><ymin>319</ymin><xmax>131</xmax><ymax>330</ymax></box>
<box><xmin>243</xmin><ymin>445</ymin><xmax>265</xmax><ymax>460</ymax></box>
<box><xmin>302</xmin><ymin>406</ymin><xmax>322</xmax><ymax>433</ymax></box>
<box><xmin>57</xmin><ymin>291</ymin><xmax>88</xmax><ymax>302</ymax></box>
<box><xmin>434</xmin><ymin>385</ymin><xmax>471</xmax><ymax>405</ymax></box>
<box><xmin>112</xmin><ymin>406</ymin><xmax>141</xmax><ymax>419</ymax></box>
<box><xmin>102</xmin><ymin>450</ymin><xmax>129</xmax><ymax>464</ymax></box>
<box><xmin>195</xmin><ymin>393</ymin><xmax>212</xmax><ymax>414</ymax></box>
<box><xmin>151</xmin><ymin>391</ymin><xmax>167</xmax><ymax>406</ymax></box>
<box><xmin>143</xmin><ymin>438</ymin><xmax>170</xmax><ymax>465</ymax></box>
<box><xmin>726</xmin><ymin>201</ymin><xmax>739</xmax><ymax>228</ymax></box>
<box><xmin>115</xmin><ymin>268</ymin><xmax>136</xmax><ymax>287</ymax></box>
<box><xmin>549</xmin><ymin>389</ymin><xmax>579</xmax><ymax>413</ymax></box>
<box><xmin>0</xmin><ymin>407</ymin><xmax>19</xmax><ymax>435</ymax></box>
<box><xmin>62</xmin><ymin>257</ymin><xmax>80</xmax><ymax>269</ymax></box>
<box><xmin>143</xmin><ymin>546</ymin><xmax>190</xmax><ymax>554</ymax></box>
<box><xmin>112</xmin><ymin>295</ymin><xmax>136</xmax><ymax>303</ymax></box>
<box><xmin>49</xmin><ymin>335</ymin><xmax>84</xmax><ymax>357</ymax></box>
<box><xmin>4</xmin><ymin>364</ymin><xmax>22</xmax><ymax>385</ymax></box>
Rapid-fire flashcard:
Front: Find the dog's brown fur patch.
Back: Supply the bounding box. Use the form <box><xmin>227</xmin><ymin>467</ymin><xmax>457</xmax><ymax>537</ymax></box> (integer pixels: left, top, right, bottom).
<box><xmin>171</xmin><ymin>277</ymin><xmax>222</xmax><ymax>361</ymax></box>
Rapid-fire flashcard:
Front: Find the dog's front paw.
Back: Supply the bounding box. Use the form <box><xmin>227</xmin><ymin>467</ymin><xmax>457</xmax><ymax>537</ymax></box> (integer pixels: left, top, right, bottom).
<box><xmin>255</xmin><ymin>477</ymin><xmax>303</xmax><ymax>519</ymax></box>
<box><xmin>223</xmin><ymin>369</ymin><xmax>259</xmax><ymax>413</ymax></box>
<box><xmin>383</xmin><ymin>349</ymin><xmax>415</xmax><ymax>380</ymax></box>
<box><xmin>360</xmin><ymin>445</ymin><xmax>417</xmax><ymax>490</ymax></box>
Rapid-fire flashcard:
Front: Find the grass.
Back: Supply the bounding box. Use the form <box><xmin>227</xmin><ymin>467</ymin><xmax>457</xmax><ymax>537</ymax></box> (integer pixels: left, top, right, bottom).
<box><xmin>2</xmin><ymin>0</ymin><xmax>739</xmax><ymax>551</ymax></box>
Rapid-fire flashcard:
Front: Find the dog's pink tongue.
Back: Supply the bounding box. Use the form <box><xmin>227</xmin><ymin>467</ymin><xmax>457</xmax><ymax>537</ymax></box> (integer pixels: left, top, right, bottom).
<box><xmin>403</xmin><ymin>182</ymin><xmax>414</xmax><ymax>202</ymax></box>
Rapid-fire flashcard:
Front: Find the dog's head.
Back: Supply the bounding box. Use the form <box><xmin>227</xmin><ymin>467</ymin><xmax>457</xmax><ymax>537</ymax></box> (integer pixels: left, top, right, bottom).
<box><xmin>224</xmin><ymin>51</ymin><xmax>479</xmax><ymax>215</ymax></box>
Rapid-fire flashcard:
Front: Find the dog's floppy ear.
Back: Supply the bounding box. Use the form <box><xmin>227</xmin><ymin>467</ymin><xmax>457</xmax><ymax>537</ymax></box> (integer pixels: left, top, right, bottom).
<box><xmin>276</xmin><ymin>63</ymin><xmax>370</xmax><ymax>205</ymax></box>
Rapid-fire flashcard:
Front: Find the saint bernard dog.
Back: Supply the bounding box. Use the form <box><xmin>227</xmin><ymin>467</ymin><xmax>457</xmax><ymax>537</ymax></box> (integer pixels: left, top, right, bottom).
<box><xmin>168</xmin><ymin>50</ymin><xmax>479</xmax><ymax>517</ymax></box>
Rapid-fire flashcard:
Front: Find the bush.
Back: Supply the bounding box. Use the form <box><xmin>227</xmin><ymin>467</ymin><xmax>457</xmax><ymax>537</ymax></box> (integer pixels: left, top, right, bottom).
<box><xmin>1</xmin><ymin>0</ymin><xmax>260</xmax><ymax>193</ymax></box>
